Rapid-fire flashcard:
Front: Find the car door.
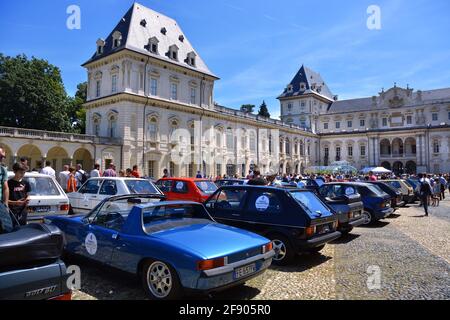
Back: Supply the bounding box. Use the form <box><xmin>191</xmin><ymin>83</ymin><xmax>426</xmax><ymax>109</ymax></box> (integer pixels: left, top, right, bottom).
<box><xmin>205</xmin><ymin>188</ymin><xmax>248</xmax><ymax>228</ymax></box>
<box><xmin>96</xmin><ymin>180</ymin><xmax>118</xmax><ymax>207</ymax></box>
<box><xmin>73</xmin><ymin>179</ymin><xmax>103</xmax><ymax>213</ymax></box>
<box><xmin>171</xmin><ymin>180</ymin><xmax>191</xmax><ymax>201</ymax></box>
<box><xmin>243</xmin><ymin>189</ymin><xmax>284</xmax><ymax>234</ymax></box>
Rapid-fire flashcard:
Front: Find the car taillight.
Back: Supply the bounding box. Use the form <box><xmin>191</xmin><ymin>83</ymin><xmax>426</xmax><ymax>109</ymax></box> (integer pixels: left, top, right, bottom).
<box><xmin>49</xmin><ymin>291</ymin><xmax>72</xmax><ymax>300</ymax></box>
<box><xmin>60</xmin><ymin>204</ymin><xmax>69</xmax><ymax>211</ymax></box>
<box><xmin>262</xmin><ymin>242</ymin><xmax>273</xmax><ymax>254</ymax></box>
<box><xmin>305</xmin><ymin>226</ymin><xmax>316</xmax><ymax>237</ymax></box>
<box><xmin>197</xmin><ymin>257</ymin><xmax>226</xmax><ymax>270</ymax></box>
<box><xmin>332</xmin><ymin>221</ymin><xmax>338</xmax><ymax>229</ymax></box>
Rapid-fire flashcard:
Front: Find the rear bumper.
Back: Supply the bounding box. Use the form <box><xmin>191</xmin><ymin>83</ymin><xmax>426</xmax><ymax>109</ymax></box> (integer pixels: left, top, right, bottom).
<box><xmin>403</xmin><ymin>195</ymin><xmax>415</xmax><ymax>203</ymax></box>
<box><xmin>296</xmin><ymin>231</ymin><xmax>341</xmax><ymax>250</ymax></box>
<box><xmin>193</xmin><ymin>251</ymin><xmax>274</xmax><ymax>291</ymax></box>
<box><xmin>373</xmin><ymin>207</ymin><xmax>394</xmax><ymax>219</ymax></box>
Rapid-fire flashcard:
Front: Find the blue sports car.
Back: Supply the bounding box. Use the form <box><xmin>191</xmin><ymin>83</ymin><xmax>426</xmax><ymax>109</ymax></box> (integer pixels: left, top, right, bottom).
<box><xmin>45</xmin><ymin>194</ymin><xmax>274</xmax><ymax>300</ymax></box>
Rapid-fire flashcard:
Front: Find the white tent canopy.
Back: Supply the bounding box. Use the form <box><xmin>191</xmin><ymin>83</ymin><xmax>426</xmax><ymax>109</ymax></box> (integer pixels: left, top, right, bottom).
<box><xmin>361</xmin><ymin>167</ymin><xmax>392</xmax><ymax>174</ymax></box>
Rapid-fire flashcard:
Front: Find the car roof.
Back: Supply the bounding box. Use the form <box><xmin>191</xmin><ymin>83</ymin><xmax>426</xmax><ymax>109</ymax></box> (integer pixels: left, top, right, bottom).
<box><xmin>324</xmin><ymin>182</ymin><xmax>372</xmax><ymax>187</ymax></box>
<box><xmin>157</xmin><ymin>177</ymin><xmax>212</xmax><ymax>182</ymax></box>
<box><xmin>89</xmin><ymin>177</ymin><xmax>149</xmax><ymax>181</ymax></box>
<box><xmin>137</xmin><ymin>200</ymin><xmax>203</xmax><ymax>209</ymax></box>
<box><xmin>7</xmin><ymin>171</ymin><xmax>54</xmax><ymax>178</ymax></box>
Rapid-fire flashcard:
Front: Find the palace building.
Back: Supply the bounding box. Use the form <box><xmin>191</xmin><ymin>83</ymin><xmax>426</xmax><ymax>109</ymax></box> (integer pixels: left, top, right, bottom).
<box><xmin>1</xmin><ymin>3</ymin><xmax>449</xmax><ymax>176</ymax></box>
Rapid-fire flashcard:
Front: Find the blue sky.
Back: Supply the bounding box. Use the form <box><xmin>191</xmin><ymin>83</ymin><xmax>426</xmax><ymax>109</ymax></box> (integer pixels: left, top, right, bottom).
<box><xmin>1</xmin><ymin>0</ymin><xmax>450</xmax><ymax>119</ymax></box>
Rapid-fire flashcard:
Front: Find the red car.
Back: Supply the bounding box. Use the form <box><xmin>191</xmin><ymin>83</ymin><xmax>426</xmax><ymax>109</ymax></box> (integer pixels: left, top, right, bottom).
<box><xmin>155</xmin><ymin>178</ymin><xmax>218</xmax><ymax>203</ymax></box>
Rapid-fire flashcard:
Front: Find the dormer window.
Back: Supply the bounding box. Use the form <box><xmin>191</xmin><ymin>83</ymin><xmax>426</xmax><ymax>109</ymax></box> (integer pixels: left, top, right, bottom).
<box><xmin>112</xmin><ymin>31</ymin><xmax>122</xmax><ymax>48</ymax></box>
<box><xmin>179</xmin><ymin>35</ymin><xmax>184</xmax><ymax>42</ymax></box>
<box><xmin>140</xmin><ymin>19</ymin><xmax>147</xmax><ymax>27</ymax></box>
<box><xmin>300</xmin><ymin>82</ymin><xmax>306</xmax><ymax>91</ymax></box>
<box><xmin>186</xmin><ymin>51</ymin><xmax>196</xmax><ymax>67</ymax></box>
<box><xmin>168</xmin><ymin>45</ymin><xmax>179</xmax><ymax>61</ymax></box>
<box><xmin>147</xmin><ymin>37</ymin><xmax>159</xmax><ymax>54</ymax></box>
<box><xmin>287</xmin><ymin>85</ymin><xmax>293</xmax><ymax>93</ymax></box>
<box><xmin>96</xmin><ymin>39</ymin><xmax>105</xmax><ymax>55</ymax></box>
<box><xmin>161</xmin><ymin>27</ymin><xmax>167</xmax><ymax>35</ymax></box>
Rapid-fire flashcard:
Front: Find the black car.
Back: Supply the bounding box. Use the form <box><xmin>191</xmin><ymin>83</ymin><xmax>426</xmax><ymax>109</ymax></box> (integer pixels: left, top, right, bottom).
<box><xmin>367</xmin><ymin>181</ymin><xmax>405</xmax><ymax>209</ymax></box>
<box><xmin>215</xmin><ymin>179</ymin><xmax>247</xmax><ymax>187</ymax></box>
<box><xmin>204</xmin><ymin>186</ymin><xmax>341</xmax><ymax>265</ymax></box>
<box><xmin>0</xmin><ymin>204</ymin><xmax>71</xmax><ymax>300</ymax></box>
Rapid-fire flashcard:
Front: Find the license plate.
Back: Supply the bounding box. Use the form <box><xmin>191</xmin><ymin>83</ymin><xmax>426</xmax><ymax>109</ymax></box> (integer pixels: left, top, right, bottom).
<box><xmin>234</xmin><ymin>263</ymin><xmax>256</xmax><ymax>279</ymax></box>
<box><xmin>353</xmin><ymin>211</ymin><xmax>361</xmax><ymax>218</ymax></box>
<box><xmin>32</xmin><ymin>206</ymin><xmax>51</xmax><ymax>213</ymax></box>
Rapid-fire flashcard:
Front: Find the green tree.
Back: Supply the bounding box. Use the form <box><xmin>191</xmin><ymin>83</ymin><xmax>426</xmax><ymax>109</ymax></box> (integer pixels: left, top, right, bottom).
<box><xmin>258</xmin><ymin>100</ymin><xmax>271</xmax><ymax>118</ymax></box>
<box><xmin>240</xmin><ymin>104</ymin><xmax>255</xmax><ymax>114</ymax></box>
<box><xmin>0</xmin><ymin>54</ymin><xmax>73</xmax><ymax>132</ymax></box>
<box><xmin>68</xmin><ymin>82</ymin><xmax>87</xmax><ymax>133</ymax></box>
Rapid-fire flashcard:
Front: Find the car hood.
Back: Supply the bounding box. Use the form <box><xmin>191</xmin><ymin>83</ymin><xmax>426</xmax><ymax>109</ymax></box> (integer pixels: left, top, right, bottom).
<box><xmin>150</xmin><ymin>222</ymin><xmax>268</xmax><ymax>260</ymax></box>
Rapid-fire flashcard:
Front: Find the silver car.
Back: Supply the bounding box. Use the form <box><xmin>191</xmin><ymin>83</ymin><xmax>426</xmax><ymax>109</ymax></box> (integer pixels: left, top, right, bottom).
<box><xmin>7</xmin><ymin>172</ymin><xmax>70</xmax><ymax>221</ymax></box>
<box><xmin>67</xmin><ymin>177</ymin><xmax>164</xmax><ymax>214</ymax></box>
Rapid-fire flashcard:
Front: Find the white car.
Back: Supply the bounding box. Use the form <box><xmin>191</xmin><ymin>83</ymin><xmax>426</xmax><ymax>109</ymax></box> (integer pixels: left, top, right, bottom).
<box><xmin>67</xmin><ymin>177</ymin><xmax>164</xmax><ymax>214</ymax></box>
<box><xmin>7</xmin><ymin>172</ymin><xmax>70</xmax><ymax>221</ymax></box>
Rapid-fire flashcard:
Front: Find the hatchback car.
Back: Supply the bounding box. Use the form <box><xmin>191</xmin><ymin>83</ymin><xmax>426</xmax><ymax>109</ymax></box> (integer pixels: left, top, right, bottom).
<box><xmin>156</xmin><ymin>178</ymin><xmax>218</xmax><ymax>203</ymax></box>
<box><xmin>319</xmin><ymin>182</ymin><xmax>394</xmax><ymax>225</ymax></box>
<box><xmin>7</xmin><ymin>172</ymin><xmax>70</xmax><ymax>221</ymax></box>
<box><xmin>382</xmin><ymin>179</ymin><xmax>415</xmax><ymax>204</ymax></box>
<box><xmin>367</xmin><ymin>181</ymin><xmax>405</xmax><ymax>209</ymax></box>
<box><xmin>67</xmin><ymin>177</ymin><xmax>163</xmax><ymax>214</ymax></box>
<box><xmin>204</xmin><ymin>186</ymin><xmax>341</xmax><ymax>265</ymax></box>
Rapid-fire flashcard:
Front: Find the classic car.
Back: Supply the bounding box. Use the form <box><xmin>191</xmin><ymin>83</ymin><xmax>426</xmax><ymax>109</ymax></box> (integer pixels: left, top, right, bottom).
<box><xmin>46</xmin><ymin>194</ymin><xmax>274</xmax><ymax>300</ymax></box>
<box><xmin>7</xmin><ymin>172</ymin><xmax>70</xmax><ymax>221</ymax></box>
<box><xmin>366</xmin><ymin>181</ymin><xmax>405</xmax><ymax>208</ymax></box>
<box><xmin>382</xmin><ymin>179</ymin><xmax>415</xmax><ymax>204</ymax></box>
<box><xmin>156</xmin><ymin>178</ymin><xmax>218</xmax><ymax>203</ymax></box>
<box><xmin>319</xmin><ymin>182</ymin><xmax>394</xmax><ymax>225</ymax></box>
<box><xmin>67</xmin><ymin>177</ymin><xmax>163</xmax><ymax>214</ymax></box>
<box><xmin>204</xmin><ymin>186</ymin><xmax>341</xmax><ymax>266</ymax></box>
<box><xmin>0</xmin><ymin>203</ymin><xmax>71</xmax><ymax>300</ymax></box>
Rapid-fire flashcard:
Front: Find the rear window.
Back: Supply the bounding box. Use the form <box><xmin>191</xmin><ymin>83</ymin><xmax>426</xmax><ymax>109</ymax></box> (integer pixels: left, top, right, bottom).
<box><xmin>125</xmin><ymin>180</ymin><xmax>159</xmax><ymax>194</ymax></box>
<box><xmin>25</xmin><ymin>177</ymin><xmax>61</xmax><ymax>196</ymax></box>
<box><xmin>290</xmin><ymin>191</ymin><xmax>332</xmax><ymax>218</ymax></box>
<box><xmin>195</xmin><ymin>181</ymin><xmax>218</xmax><ymax>195</ymax></box>
<box><xmin>387</xmin><ymin>181</ymin><xmax>402</xmax><ymax>189</ymax></box>
<box><xmin>366</xmin><ymin>185</ymin><xmax>386</xmax><ymax>196</ymax></box>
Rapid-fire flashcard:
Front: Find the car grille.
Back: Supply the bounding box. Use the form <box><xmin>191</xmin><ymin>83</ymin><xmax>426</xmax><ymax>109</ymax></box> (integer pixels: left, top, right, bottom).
<box><xmin>227</xmin><ymin>246</ymin><xmax>262</xmax><ymax>264</ymax></box>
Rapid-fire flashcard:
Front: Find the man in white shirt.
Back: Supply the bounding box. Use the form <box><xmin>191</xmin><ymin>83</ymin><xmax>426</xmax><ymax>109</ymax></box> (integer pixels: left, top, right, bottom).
<box><xmin>58</xmin><ymin>165</ymin><xmax>70</xmax><ymax>192</ymax></box>
<box><xmin>90</xmin><ymin>164</ymin><xmax>101</xmax><ymax>178</ymax></box>
<box><xmin>75</xmin><ymin>164</ymin><xmax>86</xmax><ymax>188</ymax></box>
<box><xmin>40</xmin><ymin>161</ymin><xmax>56</xmax><ymax>178</ymax></box>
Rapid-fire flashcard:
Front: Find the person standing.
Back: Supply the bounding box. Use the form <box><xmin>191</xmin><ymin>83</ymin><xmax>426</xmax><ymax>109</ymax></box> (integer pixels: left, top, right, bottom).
<box><xmin>162</xmin><ymin>168</ymin><xmax>170</xmax><ymax>178</ymax></box>
<box><xmin>438</xmin><ymin>174</ymin><xmax>446</xmax><ymax>200</ymax></box>
<box><xmin>103</xmin><ymin>163</ymin><xmax>117</xmax><ymax>177</ymax></box>
<box><xmin>19</xmin><ymin>157</ymin><xmax>29</xmax><ymax>172</ymax></box>
<box><xmin>58</xmin><ymin>165</ymin><xmax>70</xmax><ymax>192</ymax></box>
<box><xmin>75</xmin><ymin>164</ymin><xmax>87</xmax><ymax>188</ymax></box>
<box><xmin>131</xmin><ymin>165</ymin><xmax>140</xmax><ymax>178</ymax></box>
<box><xmin>368</xmin><ymin>171</ymin><xmax>377</xmax><ymax>181</ymax></box>
<box><xmin>418</xmin><ymin>173</ymin><xmax>432</xmax><ymax>217</ymax></box>
<box><xmin>40</xmin><ymin>160</ymin><xmax>56</xmax><ymax>178</ymax></box>
<box><xmin>66</xmin><ymin>167</ymin><xmax>78</xmax><ymax>193</ymax></box>
<box><xmin>7</xmin><ymin>163</ymin><xmax>30</xmax><ymax>225</ymax></box>
<box><xmin>0</xmin><ymin>148</ymin><xmax>9</xmax><ymax>207</ymax></box>
<box><xmin>90</xmin><ymin>164</ymin><xmax>101</xmax><ymax>178</ymax></box>
<box><xmin>196</xmin><ymin>171</ymin><xmax>203</xmax><ymax>178</ymax></box>
<box><xmin>247</xmin><ymin>170</ymin><xmax>268</xmax><ymax>186</ymax></box>
<box><xmin>125</xmin><ymin>168</ymin><xmax>133</xmax><ymax>178</ymax></box>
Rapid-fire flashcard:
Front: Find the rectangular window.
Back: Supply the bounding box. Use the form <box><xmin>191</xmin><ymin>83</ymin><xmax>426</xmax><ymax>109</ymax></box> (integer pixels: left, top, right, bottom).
<box><xmin>111</xmin><ymin>75</ymin><xmax>117</xmax><ymax>93</ymax></box>
<box><xmin>432</xmin><ymin>113</ymin><xmax>438</xmax><ymax>121</ymax></box>
<box><xmin>347</xmin><ymin>120</ymin><xmax>352</xmax><ymax>128</ymax></box>
<box><xmin>171</xmin><ymin>83</ymin><xmax>178</xmax><ymax>100</ymax></box>
<box><xmin>336</xmin><ymin>147</ymin><xmax>341</xmax><ymax>158</ymax></box>
<box><xmin>150</xmin><ymin>78</ymin><xmax>157</xmax><ymax>96</ymax></box>
<box><xmin>139</xmin><ymin>72</ymin><xmax>144</xmax><ymax>90</ymax></box>
<box><xmin>348</xmin><ymin>146</ymin><xmax>353</xmax><ymax>156</ymax></box>
<box><xmin>324</xmin><ymin>123</ymin><xmax>329</xmax><ymax>130</ymax></box>
<box><xmin>360</xmin><ymin>119</ymin><xmax>365</xmax><ymax>127</ymax></box>
<box><xmin>216</xmin><ymin>164</ymin><xmax>221</xmax><ymax>176</ymax></box>
<box><xmin>335</xmin><ymin>122</ymin><xmax>340</xmax><ymax>129</ymax></box>
<box><xmin>96</xmin><ymin>80</ymin><xmax>101</xmax><ymax>97</ymax></box>
<box><xmin>190</xmin><ymin>88</ymin><xmax>196</xmax><ymax>104</ymax></box>
<box><xmin>407</xmin><ymin>115</ymin><xmax>412</xmax><ymax>125</ymax></box>
<box><xmin>448</xmin><ymin>112</ymin><xmax>450</xmax><ymax>121</ymax></box>
<box><xmin>382</xmin><ymin>118</ymin><xmax>388</xmax><ymax>127</ymax></box>
<box><xmin>360</xmin><ymin>145</ymin><xmax>366</xmax><ymax>156</ymax></box>
<box><xmin>148</xmin><ymin>161</ymin><xmax>155</xmax><ymax>178</ymax></box>
<box><xmin>324</xmin><ymin>147</ymin><xmax>329</xmax><ymax>158</ymax></box>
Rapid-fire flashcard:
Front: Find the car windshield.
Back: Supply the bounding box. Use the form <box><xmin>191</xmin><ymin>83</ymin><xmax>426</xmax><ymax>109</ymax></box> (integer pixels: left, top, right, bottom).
<box><xmin>407</xmin><ymin>179</ymin><xmax>417</xmax><ymax>188</ymax></box>
<box><xmin>315</xmin><ymin>179</ymin><xmax>325</xmax><ymax>187</ymax></box>
<box><xmin>125</xmin><ymin>180</ymin><xmax>160</xmax><ymax>194</ymax></box>
<box><xmin>289</xmin><ymin>191</ymin><xmax>332</xmax><ymax>218</ymax></box>
<box><xmin>25</xmin><ymin>177</ymin><xmax>61</xmax><ymax>196</ymax></box>
<box><xmin>366</xmin><ymin>184</ymin><xmax>387</xmax><ymax>196</ymax></box>
<box><xmin>386</xmin><ymin>181</ymin><xmax>402</xmax><ymax>189</ymax></box>
<box><xmin>195</xmin><ymin>181</ymin><xmax>218</xmax><ymax>194</ymax></box>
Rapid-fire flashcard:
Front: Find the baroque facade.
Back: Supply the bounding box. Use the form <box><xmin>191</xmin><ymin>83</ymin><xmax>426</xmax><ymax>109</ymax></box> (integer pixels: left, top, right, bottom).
<box><xmin>1</xmin><ymin>3</ymin><xmax>449</xmax><ymax>176</ymax></box>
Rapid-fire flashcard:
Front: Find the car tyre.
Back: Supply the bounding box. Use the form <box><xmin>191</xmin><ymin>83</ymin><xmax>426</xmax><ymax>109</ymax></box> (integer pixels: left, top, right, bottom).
<box><xmin>142</xmin><ymin>259</ymin><xmax>183</xmax><ymax>300</ymax></box>
<box><xmin>361</xmin><ymin>210</ymin><xmax>373</xmax><ymax>225</ymax></box>
<box><xmin>269</xmin><ymin>234</ymin><xmax>295</xmax><ymax>266</ymax></box>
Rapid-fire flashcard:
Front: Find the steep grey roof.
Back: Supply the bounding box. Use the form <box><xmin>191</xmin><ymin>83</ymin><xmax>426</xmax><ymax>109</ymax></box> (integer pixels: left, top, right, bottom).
<box><xmin>83</xmin><ymin>2</ymin><xmax>217</xmax><ymax>78</ymax></box>
<box><xmin>327</xmin><ymin>87</ymin><xmax>450</xmax><ymax>114</ymax></box>
<box><xmin>278</xmin><ymin>65</ymin><xmax>334</xmax><ymax>101</ymax></box>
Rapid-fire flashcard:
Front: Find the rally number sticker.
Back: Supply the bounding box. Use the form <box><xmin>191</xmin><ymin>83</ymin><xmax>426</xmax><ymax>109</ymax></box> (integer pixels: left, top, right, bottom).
<box><xmin>85</xmin><ymin>232</ymin><xmax>98</xmax><ymax>256</ymax></box>
<box><xmin>255</xmin><ymin>195</ymin><xmax>270</xmax><ymax>212</ymax></box>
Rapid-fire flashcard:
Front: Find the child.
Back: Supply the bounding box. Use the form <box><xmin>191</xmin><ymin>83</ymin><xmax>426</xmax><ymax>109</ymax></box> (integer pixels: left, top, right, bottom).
<box><xmin>7</xmin><ymin>163</ymin><xmax>30</xmax><ymax>225</ymax></box>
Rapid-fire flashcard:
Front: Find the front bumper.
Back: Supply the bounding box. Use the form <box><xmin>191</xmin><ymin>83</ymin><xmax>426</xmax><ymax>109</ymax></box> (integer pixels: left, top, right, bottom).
<box><xmin>296</xmin><ymin>231</ymin><xmax>341</xmax><ymax>251</ymax></box>
<box><xmin>374</xmin><ymin>207</ymin><xmax>394</xmax><ymax>219</ymax></box>
<box><xmin>194</xmin><ymin>250</ymin><xmax>274</xmax><ymax>291</ymax></box>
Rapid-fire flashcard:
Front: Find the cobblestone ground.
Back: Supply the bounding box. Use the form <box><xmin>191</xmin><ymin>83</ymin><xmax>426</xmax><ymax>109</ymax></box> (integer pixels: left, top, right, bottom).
<box><xmin>71</xmin><ymin>195</ymin><xmax>450</xmax><ymax>300</ymax></box>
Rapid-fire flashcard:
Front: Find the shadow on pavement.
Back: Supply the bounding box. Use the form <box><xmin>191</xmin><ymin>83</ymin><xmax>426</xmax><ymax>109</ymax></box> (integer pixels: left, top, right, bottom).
<box><xmin>270</xmin><ymin>252</ymin><xmax>332</xmax><ymax>274</ymax></box>
<box><xmin>386</xmin><ymin>213</ymin><xmax>401</xmax><ymax>219</ymax></box>
<box><xmin>331</xmin><ymin>233</ymin><xmax>360</xmax><ymax>244</ymax></box>
<box><xmin>358</xmin><ymin>221</ymin><xmax>390</xmax><ymax>229</ymax></box>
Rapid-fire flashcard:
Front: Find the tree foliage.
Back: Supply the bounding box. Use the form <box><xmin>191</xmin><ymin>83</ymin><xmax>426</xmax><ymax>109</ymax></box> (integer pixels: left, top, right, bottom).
<box><xmin>258</xmin><ymin>100</ymin><xmax>271</xmax><ymax>118</ymax></box>
<box><xmin>68</xmin><ymin>82</ymin><xmax>87</xmax><ymax>133</ymax></box>
<box><xmin>0</xmin><ymin>54</ymin><xmax>76</xmax><ymax>132</ymax></box>
<box><xmin>240</xmin><ymin>104</ymin><xmax>255</xmax><ymax>114</ymax></box>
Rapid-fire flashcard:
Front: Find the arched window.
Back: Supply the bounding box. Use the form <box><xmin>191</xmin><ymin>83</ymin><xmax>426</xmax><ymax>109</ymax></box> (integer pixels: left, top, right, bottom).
<box><xmin>112</xmin><ymin>31</ymin><xmax>122</xmax><ymax>48</ymax></box>
<box><xmin>300</xmin><ymin>140</ymin><xmax>305</xmax><ymax>156</ymax></box>
<box><xmin>226</xmin><ymin>128</ymin><xmax>234</xmax><ymax>150</ymax></box>
<box><xmin>108</xmin><ymin>113</ymin><xmax>118</xmax><ymax>138</ymax></box>
<box><xmin>216</xmin><ymin>129</ymin><xmax>222</xmax><ymax>148</ymax></box>
<box><xmin>249</xmin><ymin>131</ymin><xmax>256</xmax><ymax>152</ymax></box>
<box><xmin>285</xmin><ymin>138</ymin><xmax>291</xmax><ymax>155</ymax></box>
<box><xmin>268</xmin><ymin>135</ymin><xmax>273</xmax><ymax>154</ymax></box>
<box><xmin>433</xmin><ymin>140</ymin><xmax>440</xmax><ymax>153</ymax></box>
<box><xmin>186</xmin><ymin>51</ymin><xmax>196</xmax><ymax>67</ymax></box>
<box><xmin>147</xmin><ymin>117</ymin><xmax>158</xmax><ymax>140</ymax></box>
<box><xmin>92</xmin><ymin>115</ymin><xmax>101</xmax><ymax>136</ymax></box>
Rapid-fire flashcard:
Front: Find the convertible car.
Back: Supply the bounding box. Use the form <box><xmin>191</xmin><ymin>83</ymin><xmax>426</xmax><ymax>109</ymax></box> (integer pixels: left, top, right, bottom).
<box><xmin>46</xmin><ymin>194</ymin><xmax>274</xmax><ymax>300</ymax></box>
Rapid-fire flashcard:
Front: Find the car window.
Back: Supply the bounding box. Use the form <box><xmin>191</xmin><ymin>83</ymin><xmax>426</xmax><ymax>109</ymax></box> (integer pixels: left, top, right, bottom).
<box><xmin>25</xmin><ymin>177</ymin><xmax>61</xmax><ymax>196</ymax></box>
<box><xmin>387</xmin><ymin>181</ymin><xmax>402</xmax><ymax>189</ymax></box>
<box><xmin>172</xmin><ymin>181</ymin><xmax>188</xmax><ymax>194</ymax></box>
<box><xmin>79</xmin><ymin>179</ymin><xmax>102</xmax><ymax>194</ymax></box>
<box><xmin>91</xmin><ymin>200</ymin><xmax>131</xmax><ymax>231</ymax></box>
<box><xmin>157</xmin><ymin>180</ymin><xmax>173</xmax><ymax>192</ymax></box>
<box><xmin>247</xmin><ymin>192</ymin><xmax>282</xmax><ymax>214</ymax></box>
<box><xmin>290</xmin><ymin>191</ymin><xmax>332</xmax><ymax>218</ymax></box>
<box><xmin>209</xmin><ymin>189</ymin><xmax>247</xmax><ymax>212</ymax></box>
<box><xmin>195</xmin><ymin>181</ymin><xmax>218</xmax><ymax>195</ymax></box>
<box><xmin>125</xmin><ymin>180</ymin><xmax>159</xmax><ymax>194</ymax></box>
<box><xmin>99</xmin><ymin>180</ymin><xmax>118</xmax><ymax>196</ymax></box>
